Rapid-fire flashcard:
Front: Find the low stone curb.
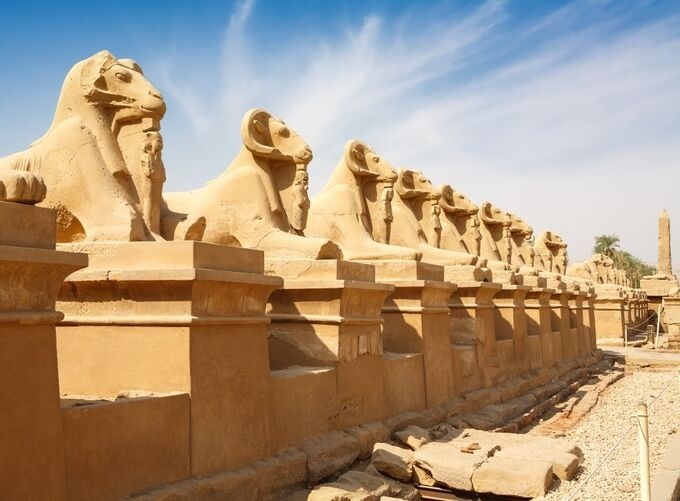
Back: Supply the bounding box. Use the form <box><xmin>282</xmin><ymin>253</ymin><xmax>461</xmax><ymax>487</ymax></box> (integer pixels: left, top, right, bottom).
<box><xmin>651</xmin><ymin>434</ymin><xmax>680</xmax><ymax>501</ymax></box>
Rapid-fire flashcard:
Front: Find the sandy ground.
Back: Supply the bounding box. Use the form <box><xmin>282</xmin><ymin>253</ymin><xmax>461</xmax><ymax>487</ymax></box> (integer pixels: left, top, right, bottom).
<box><xmin>536</xmin><ymin>367</ymin><xmax>679</xmax><ymax>500</ymax></box>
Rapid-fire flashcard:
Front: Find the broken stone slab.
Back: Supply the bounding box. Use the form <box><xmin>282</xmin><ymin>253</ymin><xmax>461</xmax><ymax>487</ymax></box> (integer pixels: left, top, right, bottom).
<box><xmin>471</xmin><ymin>455</ymin><xmax>553</xmax><ymax>498</ymax></box>
<box><xmin>411</xmin><ymin>464</ymin><xmax>437</xmax><ymax>487</ymax></box>
<box><xmin>460</xmin><ymin>429</ymin><xmax>582</xmax><ymax>458</ymax></box>
<box><xmin>307</xmin><ymin>471</ymin><xmax>391</xmax><ymax>501</ymax></box>
<box><xmin>395</xmin><ymin>425</ymin><xmax>431</xmax><ymax>450</ymax></box>
<box><xmin>348</xmin><ymin>421</ymin><xmax>391</xmax><ymax>460</ymax></box>
<box><xmin>364</xmin><ymin>464</ymin><xmax>421</xmax><ymax>501</ymax></box>
<box><xmin>371</xmin><ymin>443</ymin><xmax>414</xmax><ymax>482</ymax></box>
<box><xmin>412</xmin><ymin>439</ymin><xmax>497</xmax><ymax>491</ymax></box>
<box><xmin>494</xmin><ymin>445</ymin><xmax>580</xmax><ymax>480</ymax></box>
<box><xmin>301</xmin><ymin>431</ymin><xmax>361</xmax><ymax>484</ymax></box>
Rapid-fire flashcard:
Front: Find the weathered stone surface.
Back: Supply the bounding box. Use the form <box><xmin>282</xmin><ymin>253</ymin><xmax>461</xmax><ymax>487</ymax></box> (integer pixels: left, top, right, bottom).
<box><xmin>136</xmin><ymin>467</ymin><xmax>258</xmax><ymax>501</ymax></box>
<box><xmin>395</xmin><ymin>425</ymin><xmax>431</xmax><ymax>450</ymax></box>
<box><xmin>411</xmin><ymin>464</ymin><xmax>437</xmax><ymax>487</ymax></box>
<box><xmin>471</xmin><ymin>455</ymin><xmax>553</xmax><ymax>498</ymax></box>
<box><xmin>429</xmin><ymin>423</ymin><xmax>456</xmax><ymax>441</ymax></box>
<box><xmin>364</xmin><ymin>464</ymin><xmax>421</xmax><ymax>501</ymax></box>
<box><xmin>347</xmin><ymin>421</ymin><xmax>391</xmax><ymax>460</ymax></box>
<box><xmin>384</xmin><ymin>411</ymin><xmax>428</xmax><ymax>434</ymax></box>
<box><xmin>301</xmin><ymin>431</ymin><xmax>361</xmax><ymax>484</ymax></box>
<box><xmin>413</xmin><ymin>440</ymin><xmax>495</xmax><ymax>491</ymax></box>
<box><xmin>371</xmin><ymin>443</ymin><xmax>413</xmax><ymax>482</ymax></box>
<box><xmin>495</xmin><ymin>445</ymin><xmax>579</xmax><ymax>480</ymax></box>
<box><xmin>252</xmin><ymin>447</ymin><xmax>307</xmax><ymax>500</ymax></box>
<box><xmin>308</xmin><ymin>471</ymin><xmax>391</xmax><ymax>501</ymax></box>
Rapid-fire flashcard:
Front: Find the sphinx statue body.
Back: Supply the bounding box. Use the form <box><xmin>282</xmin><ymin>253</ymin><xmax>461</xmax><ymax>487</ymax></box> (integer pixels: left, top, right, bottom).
<box><xmin>507</xmin><ymin>212</ymin><xmax>539</xmax><ymax>275</ymax></box>
<box><xmin>437</xmin><ymin>184</ymin><xmax>483</xmax><ymax>258</ymax></box>
<box><xmin>0</xmin><ymin>50</ymin><xmax>203</xmax><ymax>242</ymax></box>
<box><xmin>476</xmin><ymin>201</ymin><xmax>518</xmax><ymax>273</ymax></box>
<box><xmin>164</xmin><ymin>109</ymin><xmax>341</xmax><ymax>259</ymax></box>
<box><xmin>306</xmin><ymin>140</ymin><xmax>420</xmax><ymax>260</ymax></box>
<box><xmin>387</xmin><ymin>169</ymin><xmax>478</xmax><ymax>265</ymax></box>
<box><xmin>535</xmin><ymin>231</ymin><xmax>568</xmax><ymax>276</ymax></box>
<box><xmin>0</xmin><ymin>51</ymin><xmax>175</xmax><ymax>242</ymax></box>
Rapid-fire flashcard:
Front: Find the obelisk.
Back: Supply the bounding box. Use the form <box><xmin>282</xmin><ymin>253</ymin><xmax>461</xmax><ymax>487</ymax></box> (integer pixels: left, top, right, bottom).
<box><xmin>658</xmin><ymin>209</ymin><xmax>672</xmax><ymax>276</ymax></box>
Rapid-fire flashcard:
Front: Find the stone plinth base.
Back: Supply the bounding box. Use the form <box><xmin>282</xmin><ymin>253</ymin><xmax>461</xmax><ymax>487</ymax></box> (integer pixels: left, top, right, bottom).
<box><xmin>0</xmin><ymin>201</ymin><xmax>87</xmax><ymax>500</ymax></box>
<box><xmin>368</xmin><ymin>260</ymin><xmax>456</xmax><ymax>408</ymax></box>
<box><xmin>640</xmin><ymin>276</ymin><xmax>679</xmax><ymax>298</ymax></box>
<box><xmin>57</xmin><ymin>241</ymin><xmax>281</xmax><ymax>476</ymax></box>
<box><xmin>266</xmin><ymin>259</ymin><xmax>393</xmax><ymax>428</ymax></box>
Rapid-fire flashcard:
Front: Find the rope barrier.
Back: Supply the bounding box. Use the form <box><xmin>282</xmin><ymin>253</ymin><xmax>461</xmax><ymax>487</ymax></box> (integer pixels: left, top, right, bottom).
<box><xmin>564</xmin><ymin>370</ymin><xmax>677</xmax><ymax>500</ymax></box>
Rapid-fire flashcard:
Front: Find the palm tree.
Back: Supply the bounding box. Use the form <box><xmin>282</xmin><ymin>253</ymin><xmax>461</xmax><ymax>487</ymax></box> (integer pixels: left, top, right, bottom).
<box><xmin>593</xmin><ymin>234</ymin><xmax>620</xmax><ymax>258</ymax></box>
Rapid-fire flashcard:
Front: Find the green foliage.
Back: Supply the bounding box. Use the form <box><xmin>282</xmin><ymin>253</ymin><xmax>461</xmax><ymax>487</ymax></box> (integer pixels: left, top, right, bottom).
<box><xmin>593</xmin><ymin>234</ymin><xmax>620</xmax><ymax>258</ymax></box>
<box><xmin>593</xmin><ymin>234</ymin><xmax>656</xmax><ymax>287</ymax></box>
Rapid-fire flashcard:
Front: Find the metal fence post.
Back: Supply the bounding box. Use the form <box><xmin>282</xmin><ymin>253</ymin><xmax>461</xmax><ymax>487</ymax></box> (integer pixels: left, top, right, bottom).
<box><xmin>637</xmin><ymin>402</ymin><xmax>651</xmax><ymax>501</ymax></box>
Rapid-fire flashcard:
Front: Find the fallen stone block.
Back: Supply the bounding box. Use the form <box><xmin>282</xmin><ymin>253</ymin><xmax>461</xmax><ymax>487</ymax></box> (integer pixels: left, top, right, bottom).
<box><xmin>395</xmin><ymin>425</ymin><xmax>431</xmax><ymax>450</ymax></box>
<box><xmin>364</xmin><ymin>464</ymin><xmax>421</xmax><ymax>501</ymax></box>
<box><xmin>471</xmin><ymin>455</ymin><xmax>553</xmax><ymax>498</ymax></box>
<box><xmin>308</xmin><ymin>471</ymin><xmax>391</xmax><ymax>501</ymax></box>
<box><xmin>411</xmin><ymin>464</ymin><xmax>436</xmax><ymax>487</ymax></box>
<box><xmin>495</xmin><ymin>445</ymin><xmax>580</xmax><ymax>480</ymax></box>
<box><xmin>348</xmin><ymin>421</ymin><xmax>391</xmax><ymax>459</ymax></box>
<box><xmin>301</xmin><ymin>431</ymin><xmax>361</xmax><ymax>484</ymax></box>
<box><xmin>371</xmin><ymin>443</ymin><xmax>413</xmax><ymax>482</ymax></box>
<box><xmin>413</xmin><ymin>440</ymin><xmax>496</xmax><ymax>491</ymax></box>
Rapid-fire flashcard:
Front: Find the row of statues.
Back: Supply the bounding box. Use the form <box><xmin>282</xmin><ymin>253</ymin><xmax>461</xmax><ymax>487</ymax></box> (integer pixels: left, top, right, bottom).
<box><xmin>0</xmin><ymin>51</ymin><xmax>633</xmax><ymax>288</ymax></box>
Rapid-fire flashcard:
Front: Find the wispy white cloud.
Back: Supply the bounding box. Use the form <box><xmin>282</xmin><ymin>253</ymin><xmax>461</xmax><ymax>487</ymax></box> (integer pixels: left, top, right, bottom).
<box><xmin>154</xmin><ymin>0</ymin><xmax>680</xmax><ymax>266</ymax></box>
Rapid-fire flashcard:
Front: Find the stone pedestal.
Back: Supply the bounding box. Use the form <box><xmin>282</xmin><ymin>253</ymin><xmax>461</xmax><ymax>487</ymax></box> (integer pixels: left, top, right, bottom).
<box><xmin>524</xmin><ymin>287</ymin><xmax>555</xmax><ymax>369</ymax></box>
<box><xmin>547</xmin><ymin>283</ymin><xmax>567</xmax><ymax>364</ymax></box>
<box><xmin>368</xmin><ymin>260</ymin><xmax>456</xmax><ymax>408</ymax></box>
<box><xmin>56</xmin><ymin>241</ymin><xmax>281</xmax><ymax>476</ymax></box>
<box><xmin>493</xmin><ymin>285</ymin><xmax>531</xmax><ymax>378</ymax></box>
<box><xmin>0</xmin><ymin>201</ymin><xmax>87</xmax><ymax>500</ymax></box>
<box><xmin>449</xmin><ymin>282</ymin><xmax>502</xmax><ymax>391</ymax></box>
<box><xmin>662</xmin><ymin>296</ymin><xmax>680</xmax><ymax>348</ymax></box>
<box><xmin>592</xmin><ymin>286</ymin><xmax>625</xmax><ymax>344</ymax></box>
<box><xmin>266</xmin><ymin>259</ymin><xmax>393</xmax><ymax>428</ymax></box>
<box><xmin>641</xmin><ymin>277</ymin><xmax>679</xmax><ymax>312</ymax></box>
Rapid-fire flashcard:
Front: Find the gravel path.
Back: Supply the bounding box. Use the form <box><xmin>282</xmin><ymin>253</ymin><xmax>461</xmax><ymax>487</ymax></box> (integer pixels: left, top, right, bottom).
<box><xmin>537</xmin><ymin>368</ymin><xmax>679</xmax><ymax>501</ymax></box>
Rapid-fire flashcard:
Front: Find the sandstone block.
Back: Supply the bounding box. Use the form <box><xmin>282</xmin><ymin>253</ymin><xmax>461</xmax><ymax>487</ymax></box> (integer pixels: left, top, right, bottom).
<box><xmin>413</xmin><ymin>440</ymin><xmax>495</xmax><ymax>491</ymax></box>
<box><xmin>371</xmin><ymin>443</ymin><xmax>413</xmax><ymax>482</ymax></box>
<box><xmin>471</xmin><ymin>455</ymin><xmax>553</xmax><ymax>498</ymax></box>
<box><xmin>429</xmin><ymin>423</ymin><xmax>456</xmax><ymax>441</ymax></box>
<box><xmin>301</xmin><ymin>431</ymin><xmax>361</xmax><ymax>484</ymax></box>
<box><xmin>495</xmin><ymin>446</ymin><xmax>579</xmax><ymax>480</ymax></box>
<box><xmin>395</xmin><ymin>425</ymin><xmax>431</xmax><ymax>450</ymax></box>
<box><xmin>384</xmin><ymin>411</ymin><xmax>428</xmax><ymax>434</ymax></box>
<box><xmin>364</xmin><ymin>464</ymin><xmax>421</xmax><ymax>501</ymax></box>
<box><xmin>252</xmin><ymin>447</ymin><xmax>307</xmax><ymax>500</ymax></box>
<box><xmin>308</xmin><ymin>471</ymin><xmax>390</xmax><ymax>501</ymax></box>
<box><xmin>348</xmin><ymin>421</ymin><xmax>391</xmax><ymax>459</ymax></box>
<box><xmin>194</xmin><ymin>468</ymin><xmax>259</xmax><ymax>500</ymax></box>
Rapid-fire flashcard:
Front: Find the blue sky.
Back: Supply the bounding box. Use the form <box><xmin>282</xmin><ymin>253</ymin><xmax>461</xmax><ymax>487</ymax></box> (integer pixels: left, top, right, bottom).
<box><xmin>2</xmin><ymin>0</ymin><xmax>679</xmax><ymax>265</ymax></box>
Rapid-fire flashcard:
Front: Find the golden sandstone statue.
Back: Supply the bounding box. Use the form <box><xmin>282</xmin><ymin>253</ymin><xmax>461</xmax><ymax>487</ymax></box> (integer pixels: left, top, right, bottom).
<box><xmin>390</xmin><ymin>169</ymin><xmax>478</xmax><ymax>265</ymax></box>
<box><xmin>438</xmin><ymin>184</ymin><xmax>483</xmax><ymax>258</ymax></box>
<box><xmin>0</xmin><ymin>51</ymin><xmax>173</xmax><ymax>241</ymax></box>
<box><xmin>0</xmin><ymin>171</ymin><xmax>46</xmax><ymax>204</ymax></box>
<box><xmin>307</xmin><ymin>140</ymin><xmax>420</xmax><ymax>260</ymax></box>
<box><xmin>164</xmin><ymin>108</ymin><xmax>341</xmax><ymax>259</ymax></box>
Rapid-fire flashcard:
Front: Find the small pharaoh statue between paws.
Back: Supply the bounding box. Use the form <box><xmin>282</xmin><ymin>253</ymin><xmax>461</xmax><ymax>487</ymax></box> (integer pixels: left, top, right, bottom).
<box><xmin>430</xmin><ymin>202</ymin><xmax>442</xmax><ymax>248</ymax></box>
<box><xmin>468</xmin><ymin>215</ymin><xmax>482</xmax><ymax>255</ymax></box>
<box><xmin>289</xmin><ymin>167</ymin><xmax>310</xmax><ymax>236</ymax></box>
<box><xmin>377</xmin><ymin>185</ymin><xmax>394</xmax><ymax>244</ymax></box>
<box><xmin>139</xmin><ymin>131</ymin><xmax>166</xmax><ymax>237</ymax></box>
<box><xmin>501</xmin><ymin>224</ymin><xmax>512</xmax><ymax>263</ymax></box>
